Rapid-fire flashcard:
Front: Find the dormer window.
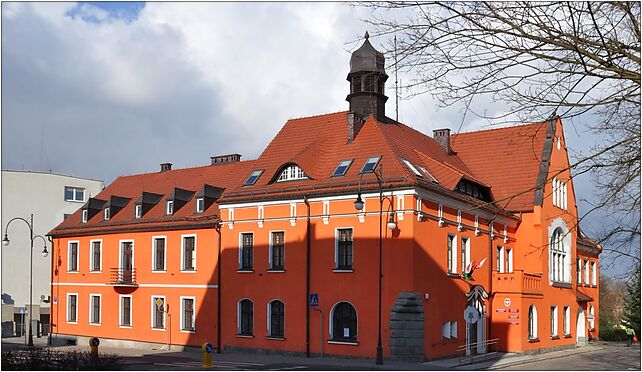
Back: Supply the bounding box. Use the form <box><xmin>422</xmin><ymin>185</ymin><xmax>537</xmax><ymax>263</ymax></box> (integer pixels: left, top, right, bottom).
<box><xmin>196</xmin><ymin>198</ymin><xmax>204</xmax><ymax>213</ymax></box>
<box><xmin>402</xmin><ymin>159</ymin><xmax>423</xmax><ymax>178</ymax></box>
<box><xmin>104</xmin><ymin>208</ymin><xmax>110</xmax><ymax>221</ymax></box>
<box><xmin>333</xmin><ymin>160</ymin><xmax>353</xmax><ymax>177</ymax></box>
<box><xmin>418</xmin><ymin>166</ymin><xmax>439</xmax><ymax>183</ymax></box>
<box><xmin>244</xmin><ymin>170</ymin><xmax>264</xmax><ymax>186</ymax></box>
<box><xmin>360</xmin><ymin>156</ymin><xmax>381</xmax><ymax>174</ymax></box>
<box><xmin>166</xmin><ymin>201</ymin><xmax>174</xmax><ymax>215</ymax></box>
<box><xmin>82</xmin><ymin>209</ymin><xmax>88</xmax><ymax>223</ymax></box>
<box><xmin>277</xmin><ymin>165</ymin><xmax>308</xmax><ymax>182</ymax></box>
<box><xmin>135</xmin><ymin>204</ymin><xmax>142</xmax><ymax>219</ymax></box>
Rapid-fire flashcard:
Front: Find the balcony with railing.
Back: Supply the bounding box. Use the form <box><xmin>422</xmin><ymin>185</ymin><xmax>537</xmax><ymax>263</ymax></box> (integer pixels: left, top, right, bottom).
<box><xmin>109</xmin><ymin>268</ymin><xmax>138</xmax><ymax>287</ymax></box>
<box><xmin>493</xmin><ymin>270</ymin><xmax>542</xmax><ymax>296</ymax></box>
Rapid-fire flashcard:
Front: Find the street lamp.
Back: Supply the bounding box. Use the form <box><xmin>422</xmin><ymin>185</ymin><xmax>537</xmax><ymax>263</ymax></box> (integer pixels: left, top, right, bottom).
<box><xmin>3</xmin><ymin>214</ymin><xmax>49</xmax><ymax>347</ymax></box>
<box><xmin>354</xmin><ymin>164</ymin><xmax>396</xmax><ymax>365</ymax></box>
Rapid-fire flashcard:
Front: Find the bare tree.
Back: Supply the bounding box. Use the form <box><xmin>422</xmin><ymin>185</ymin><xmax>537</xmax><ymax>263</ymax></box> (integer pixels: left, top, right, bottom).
<box><xmin>358</xmin><ymin>1</ymin><xmax>640</xmax><ymax>267</ymax></box>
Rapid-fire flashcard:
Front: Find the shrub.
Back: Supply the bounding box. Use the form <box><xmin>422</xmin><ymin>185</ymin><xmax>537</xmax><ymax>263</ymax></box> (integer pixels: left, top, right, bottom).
<box><xmin>599</xmin><ymin>325</ymin><xmax>628</xmax><ymax>341</ymax></box>
<box><xmin>1</xmin><ymin>349</ymin><xmax>120</xmax><ymax>370</ymax></box>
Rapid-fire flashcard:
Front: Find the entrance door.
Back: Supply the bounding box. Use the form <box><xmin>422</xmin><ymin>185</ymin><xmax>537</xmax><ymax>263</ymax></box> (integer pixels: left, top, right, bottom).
<box><xmin>120</xmin><ymin>242</ymin><xmax>133</xmax><ymax>283</ymax></box>
<box><xmin>577</xmin><ymin>307</ymin><xmax>586</xmax><ymax>343</ymax></box>
<box><xmin>468</xmin><ymin>321</ymin><xmax>478</xmax><ymax>354</ymax></box>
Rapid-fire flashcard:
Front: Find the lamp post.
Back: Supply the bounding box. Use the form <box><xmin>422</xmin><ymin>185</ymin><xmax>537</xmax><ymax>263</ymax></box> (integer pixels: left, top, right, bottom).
<box><xmin>354</xmin><ymin>164</ymin><xmax>396</xmax><ymax>365</ymax></box>
<box><xmin>3</xmin><ymin>214</ymin><xmax>49</xmax><ymax>347</ymax></box>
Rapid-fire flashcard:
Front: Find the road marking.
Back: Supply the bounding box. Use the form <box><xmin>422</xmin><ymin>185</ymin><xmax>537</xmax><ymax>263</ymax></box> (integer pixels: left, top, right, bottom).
<box><xmin>266</xmin><ymin>367</ymin><xmax>307</xmax><ymax>371</ymax></box>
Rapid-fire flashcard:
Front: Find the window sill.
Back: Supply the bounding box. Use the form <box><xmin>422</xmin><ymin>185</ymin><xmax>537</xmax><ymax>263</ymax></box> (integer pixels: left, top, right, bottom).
<box><xmin>591</xmin><ymin>285</ymin><xmax>597</xmax><ymax>288</ymax></box>
<box><xmin>333</xmin><ymin>269</ymin><xmax>354</xmax><ymax>273</ymax></box>
<box><xmin>267</xmin><ymin>269</ymin><xmax>285</xmax><ymax>273</ymax></box>
<box><xmin>442</xmin><ymin>337</ymin><xmax>458</xmax><ymax>342</ymax></box>
<box><xmin>237</xmin><ymin>270</ymin><xmax>254</xmax><ymax>273</ymax></box>
<box><xmin>66</xmin><ymin>321</ymin><xmax>78</xmax><ymax>324</ymax></box>
<box><xmin>550</xmin><ymin>335</ymin><xmax>560</xmax><ymax>340</ymax></box>
<box><xmin>119</xmin><ymin>325</ymin><xmax>132</xmax><ymax>329</ymax></box>
<box><xmin>328</xmin><ymin>340</ymin><xmax>358</xmax><ymax>346</ymax></box>
<box><xmin>180</xmin><ymin>270</ymin><xmax>197</xmax><ymax>273</ymax></box>
<box><xmin>89</xmin><ymin>323</ymin><xmax>101</xmax><ymax>326</ymax></box>
<box><xmin>89</xmin><ymin>271</ymin><xmax>102</xmax><ymax>274</ymax></box>
<box><xmin>68</xmin><ymin>271</ymin><xmax>80</xmax><ymax>274</ymax></box>
<box><xmin>528</xmin><ymin>338</ymin><xmax>540</xmax><ymax>343</ymax></box>
<box><xmin>266</xmin><ymin>336</ymin><xmax>285</xmax><ymax>341</ymax></box>
<box><xmin>236</xmin><ymin>334</ymin><xmax>254</xmax><ymax>338</ymax></box>
<box><xmin>564</xmin><ymin>334</ymin><xmax>572</xmax><ymax>338</ymax></box>
<box><xmin>180</xmin><ymin>329</ymin><xmax>196</xmax><ymax>333</ymax></box>
<box><xmin>151</xmin><ymin>327</ymin><xmax>166</xmax><ymax>331</ymax></box>
<box><xmin>151</xmin><ymin>270</ymin><xmax>167</xmax><ymax>273</ymax></box>
<box><xmin>446</xmin><ymin>273</ymin><xmax>461</xmax><ymax>278</ymax></box>
<box><xmin>551</xmin><ymin>282</ymin><xmax>572</xmax><ymax>288</ymax></box>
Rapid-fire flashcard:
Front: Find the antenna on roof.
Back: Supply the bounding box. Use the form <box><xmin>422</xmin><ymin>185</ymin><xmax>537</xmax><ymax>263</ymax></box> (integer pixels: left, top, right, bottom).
<box><xmin>394</xmin><ymin>35</ymin><xmax>399</xmax><ymax>122</ymax></box>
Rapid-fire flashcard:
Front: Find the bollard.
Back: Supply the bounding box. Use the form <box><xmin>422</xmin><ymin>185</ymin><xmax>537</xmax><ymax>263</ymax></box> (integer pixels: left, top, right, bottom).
<box><xmin>202</xmin><ymin>342</ymin><xmax>214</xmax><ymax>368</ymax></box>
<box><xmin>89</xmin><ymin>337</ymin><xmax>100</xmax><ymax>358</ymax></box>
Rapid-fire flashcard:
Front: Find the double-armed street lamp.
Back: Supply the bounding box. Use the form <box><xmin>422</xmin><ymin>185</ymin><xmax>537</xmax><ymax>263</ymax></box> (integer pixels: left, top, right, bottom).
<box><xmin>353</xmin><ymin>164</ymin><xmax>396</xmax><ymax>365</ymax></box>
<box><xmin>3</xmin><ymin>214</ymin><xmax>49</xmax><ymax>347</ymax></box>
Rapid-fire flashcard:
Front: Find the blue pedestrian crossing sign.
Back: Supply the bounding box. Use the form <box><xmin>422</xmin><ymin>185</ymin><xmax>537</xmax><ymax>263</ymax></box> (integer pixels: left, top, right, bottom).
<box><xmin>309</xmin><ymin>293</ymin><xmax>319</xmax><ymax>307</ymax></box>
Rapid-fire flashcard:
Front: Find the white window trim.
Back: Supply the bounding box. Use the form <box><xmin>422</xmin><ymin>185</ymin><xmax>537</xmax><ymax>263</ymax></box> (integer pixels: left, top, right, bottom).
<box><xmin>332</xmin><ymin>159</ymin><xmax>353</xmax><ymax>177</ymax></box>
<box><xmin>238</xmin><ymin>232</ymin><xmax>254</xmax><ymax>271</ymax></box>
<box><xmin>577</xmin><ymin>258</ymin><xmax>583</xmax><ymax>284</ymax></box>
<box><xmin>151</xmin><ymin>236</ymin><xmax>167</xmax><ymax>273</ymax></box>
<box><xmin>180</xmin><ymin>296</ymin><xmax>196</xmax><ymax>333</ymax></box>
<box><xmin>584</xmin><ymin>259</ymin><xmax>590</xmax><ymax>284</ymax></box>
<box><xmin>402</xmin><ymin>159</ymin><xmax>423</xmax><ymax>178</ymax></box>
<box><xmin>89</xmin><ymin>239</ymin><xmax>102</xmax><ymax>273</ymax></box>
<box><xmin>442</xmin><ymin>321</ymin><xmax>451</xmax><ymax>339</ymax></box>
<box><xmin>528</xmin><ymin>305</ymin><xmax>538</xmax><ymax>340</ymax></box>
<box><xmin>196</xmin><ymin>198</ymin><xmax>205</xmax><ymax>213</ymax></box>
<box><xmin>66</xmin><ymin>293</ymin><xmax>78</xmax><ymax>324</ymax></box>
<box><xmin>563</xmin><ymin>306</ymin><xmax>571</xmax><ymax>336</ymax></box>
<box><xmin>360</xmin><ymin>156</ymin><xmax>381</xmax><ymax>174</ymax></box>
<box><xmin>461</xmin><ymin>237</ymin><xmax>470</xmax><ymax>273</ymax></box>
<box><xmin>89</xmin><ymin>293</ymin><xmax>102</xmax><ymax>325</ymax></box>
<box><xmin>550</xmin><ymin>306</ymin><xmax>558</xmax><ymax>337</ymax></box>
<box><xmin>267</xmin><ymin>299</ymin><xmax>285</xmax><ymax>338</ymax></box>
<box><xmin>180</xmin><ymin>234</ymin><xmax>197</xmax><ymax>272</ymax></box>
<box><xmin>506</xmin><ymin>248</ymin><xmax>513</xmax><ymax>273</ymax></box>
<box><xmin>268</xmin><ymin>231</ymin><xmax>285</xmax><ymax>270</ymax></box>
<box><xmin>329</xmin><ymin>301</ymin><xmax>358</xmax><ymax>341</ymax></box>
<box><xmin>237</xmin><ymin>298</ymin><xmax>254</xmax><ymax>335</ymax></box>
<box><xmin>166</xmin><ymin>200</ymin><xmax>174</xmax><ymax>215</ymax></box>
<box><xmin>451</xmin><ymin>320</ymin><xmax>458</xmax><ymax>338</ymax></box>
<box><xmin>277</xmin><ymin>164</ymin><xmax>308</xmax><ymax>182</ymax></box>
<box><xmin>588</xmin><ymin>305</ymin><xmax>595</xmax><ymax>330</ymax></box>
<box><xmin>135</xmin><ymin>204</ymin><xmax>142</xmax><ymax>219</ymax></box>
<box><xmin>67</xmin><ymin>241</ymin><xmax>80</xmax><ymax>273</ymax></box>
<box><xmin>119</xmin><ymin>295</ymin><xmax>133</xmax><ymax>328</ymax></box>
<box><xmin>82</xmin><ymin>209</ymin><xmax>88</xmax><ymax>223</ymax></box>
<box><xmin>591</xmin><ymin>262</ymin><xmax>597</xmax><ymax>285</ymax></box>
<box><xmin>334</xmin><ymin>227</ymin><xmax>354</xmax><ymax>271</ymax></box>
<box><xmin>548</xmin><ymin>220</ymin><xmax>571</xmax><ymax>284</ymax></box>
<box><xmin>104</xmin><ymin>207</ymin><xmax>110</xmax><ymax>221</ymax></box>
<box><xmin>118</xmin><ymin>240</ymin><xmax>135</xmax><ymax>271</ymax></box>
<box><xmin>64</xmin><ymin>186</ymin><xmax>85</xmax><ymax>202</ymax></box>
<box><xmin>150</xmin><ymin>295</ymin><xmax>166</xmax><ymax>330</ymax></box>
<box><xmin>448</xmin><ymin>235</ymin><xmax>458</xmax><ymax>274</ymax></box>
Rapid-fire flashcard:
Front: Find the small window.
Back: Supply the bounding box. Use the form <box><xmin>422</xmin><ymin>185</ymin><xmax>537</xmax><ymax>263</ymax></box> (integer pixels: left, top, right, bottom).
<box><xmin>336</xmin><ymin>228</ymin><xmax>353</xmax><ymax>270</ymax></box>
<box><xmin>460</xmin><ymin>237</ymin><xmax>470</xmax><ymax>274</ymax></box>
<box><xmin>360</xmin><ymin>156</ymin><xmax>381</xmax><ymax>174</ymax></box>
<box><xmin>497</xmin><ymin>246</ymin><xmax>505</xmax><ymax>273</ymax></box>
<box><xmin>104</xmin><ymin>208</ymin><xmax>110</xmax><ymax>221</ymax></box>
<box><xmin>166</xmin><ymin>201</ymin><xmax>174</xmax><ymax>215</ymax></box>
<box><xmin>563</xmin><ymin>306</ymin><xmax>570</xmax><ymax>336</ymax></box>
<box><xmin>577</xmin><ymin>258</ymin><xmax>582</xmax><ymax>284</ymax></box>
<box><xmin>90</xmin><ymin>295</ymin><xmax>101</xmax><ymax>324</ymax></box>
<box><xmin>584</xmin><ymin>259</ymin><xmax>589</xmax><ymax>284</ymax></box>
<box><xmin>550</xmin><ymin>306</ymin><xmax>558</xmax><ymax>337</ymax></box>
<box><xmin>82</xmin><ymin>209</ymin><xmax>88</xmax><ymax>223</ymax></box>
<box><xmin>239</xmin><ymin>299</ymin><xmax>253</xmax><ymax>336</ymax></box>
<box><xmin>182</xmin><ymin>236</ymin><xmax>196</xmax><ymax>271</ymax></box>
<box><xmin>152</xmin><ymin>297</ymin><xmax>165</xmax><ymax>329</ymax></box>
<box><xmin>270</xmin><ymin>232</ymin><xmax>285</xmax><ymax>271</ymax></box>
<box><xmin>591</xmin><ymin>262</ymin><xmax>597</xmax><ymax>285</ymax></box>
<box><xmin>196</xmin><ymin>198</ymin><xmax>205</xmax><ymax>213</ymax></box>
<box><xmin>268</xmin><ymin>300</ymin><xmax>285</xmax><ymax>338</ymax></box>
<box><xmin>135</xmin><ymin>204</ymin><xmax>142</xmax><ymax>219</ymax></box>
<box><xmin>588</xmin><ymin>305</ymin><xmax>595</xmax><ymax>330</ymax></box>
<box><xmin>528</xmin><ymin>305</ymin><xmax>538</xmax><ymax>340</ymax></box>
<box><xmin>447</xmin><ymin>235</ymin><xmax>457</xmax><ymax>274</ymax></box>
<box><xmin>332</xmin><ymin>160</ymin><xmax>353</xmax><ymax>177</ymax></box>
<box><xmin>402</xmin><ymin>159</ymin><xmax>423</xmax><ymax>178</ymax></box>
<box><xmin>244</xmin><ymin>170</ymin><xmax>264</xmax><ymax>186</ymax></box>
<box><xmin>418</xmin><ymin>166</ymin><xmax>439</xmax><ymax>183</ymax></box>
<box><xmin>120</xmin><ymin>296</ymin><xmax>132</xmax><ymax>327</ymax></box>
<box><xmin>240</xmin><ymin>233</ymin><xmax>254</xmax><ymax>271</ymax></box>
<box><xmin>277</xmin><ymin>165</ymin><xmax>308</xmax><ymax>182</ymax></box>
<box><xmin>153</xmin><ymin>237</ymin><xmax>166</xmax><ymax>271</ymax></box>
<box><xmin>64</xmin><ymin>186</ymin><xmax>85</xmax><ymax>202</ymax></box>
<box><xmin>181</xmin><ymin>297</ymin><xmax>196</xmax><ymax>332</ymax></box>
<box><xmin>331</xmin><ymin>302</ymin><xmax>357</xmax><ymax>342</ymax></box>
<box><xmin>442</xmin><ymin>321</ymin><xmax>458</xmax><ymax>339</ymax></box>
<box><xmin>67</xmin><ymin>294</ymin><xmax>78</xmax><ymax>323</ymax></box>
<box><xmin>90</xmin><ymin>241</ymin><xmax>101</xmax><ymax>272</ymax></box>
<box><xmin>68</xmin><ymin>242</ymin><xmax>79</xmax><ymax>272</ymax></box>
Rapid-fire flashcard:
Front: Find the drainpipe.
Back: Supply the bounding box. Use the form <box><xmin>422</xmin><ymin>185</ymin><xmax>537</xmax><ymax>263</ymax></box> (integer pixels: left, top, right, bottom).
<box><xmin>488</xmin><ymin>215</ymin><xmax>497</xmax><ymax>341</ymax></box>
<box><xmin>304</xmin><ymin>196</ymin><xmax>311</xmax><ymax>358</ymax></box>
<box><xmin>47</xmin><ymin>236</ymin><xmax>54</xmax><ymax>346</ymax></box>
<box><xmin>216</xmin><ymin>222</ymin><xmax>222</xmax><ymax>353</ymax></box>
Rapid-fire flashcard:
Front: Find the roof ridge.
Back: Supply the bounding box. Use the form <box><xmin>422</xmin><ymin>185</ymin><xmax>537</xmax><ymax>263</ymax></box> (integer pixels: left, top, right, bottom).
<box><xmin>287</xmin><ymin>110</ymin><xmax>349</xmax><ymax>121</ymax></box>
<box><xmin>452</xmin><ymin>121</ymin><xmax>548</xmax><ymax>136</ymax></box>
<box><xmin>116</xmin><ymin>159</ymin><xmax>256</xmax><ymax>179</ymax></box>
<box><xmin>370</xmin><ymin>117</ymin><xmax>416</xmax><ymax>180</ymax></box>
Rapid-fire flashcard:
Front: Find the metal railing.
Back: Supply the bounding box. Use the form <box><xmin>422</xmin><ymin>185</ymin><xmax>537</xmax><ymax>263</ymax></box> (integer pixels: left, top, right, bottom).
<box><xmin>457</xmin><ymin>338</ymin><xmax>500</xmax><ymax>365</ymax></box>
<box><xmin>109</xmin><ymin>268</ymin><xmax>137</xmax><ymax>286</ymax></box>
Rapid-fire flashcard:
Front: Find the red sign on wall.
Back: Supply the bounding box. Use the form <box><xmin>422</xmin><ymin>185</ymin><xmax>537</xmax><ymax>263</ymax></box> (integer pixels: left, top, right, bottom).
<box><xmin>508</xmin><ymin>308</ymin><xmax>520</xmax><ymax>313</ymax></box>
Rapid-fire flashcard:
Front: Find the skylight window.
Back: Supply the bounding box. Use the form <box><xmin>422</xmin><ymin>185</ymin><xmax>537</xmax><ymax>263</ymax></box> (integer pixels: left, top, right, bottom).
<box><xmin>277</xmin><ymin>165</ymin><xmax>308</xmax><ymax>182</ymax></box>
<box><xmin>418</xmin><ymin>166</ymin><xmax>439</xmax><ymax>184</ymax></box>
<box><xmin>402</xmin><ymin>159</ymin><xmax>423</xmax><ymax>178</ymax></box>
<box><xmin>360</xmin><ymin>156</ymin><xmax>381</xmax><ymax>174</ymax></box>
<box><xmin>332</xmin><ymin>160</ymin><xmax>353</xmax><ymax>177</ymax></box>
<box><xmin>244</xmin><ymin>170</ymin><xmax>264</xmax><ymax>186</ymax></box>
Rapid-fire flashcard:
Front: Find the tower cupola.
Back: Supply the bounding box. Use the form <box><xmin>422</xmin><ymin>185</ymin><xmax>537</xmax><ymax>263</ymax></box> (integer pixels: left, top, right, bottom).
<box><xmin>346</xmin><ymin>31</ymin><xmax>389</xmax><ymax>122</ymax></box>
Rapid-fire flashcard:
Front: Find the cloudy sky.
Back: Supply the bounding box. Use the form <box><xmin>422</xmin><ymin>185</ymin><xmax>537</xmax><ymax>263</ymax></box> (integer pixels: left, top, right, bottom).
<box><xmin>3</xmin><ymin>2</ymin><xmax>619</xmax><ymax>271</ymax></box>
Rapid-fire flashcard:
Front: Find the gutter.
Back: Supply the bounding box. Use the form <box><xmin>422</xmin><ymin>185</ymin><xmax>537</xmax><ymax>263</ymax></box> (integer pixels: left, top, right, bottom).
<box><xmin>304</xmin><ymin>196</ymin><xmax>311</xmax><ymax>358</ymax></box>
<box><xmin>216</xmin><ymin>222</ymin><xmax>222</xmax><ymax>353</ymax></box>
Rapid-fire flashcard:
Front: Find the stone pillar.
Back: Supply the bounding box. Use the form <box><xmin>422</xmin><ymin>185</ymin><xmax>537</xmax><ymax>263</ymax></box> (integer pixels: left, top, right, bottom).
<box><xmin>389</xmin><ymin>292</ymin><xmax>425</xmax><ymax>361</ymax></box>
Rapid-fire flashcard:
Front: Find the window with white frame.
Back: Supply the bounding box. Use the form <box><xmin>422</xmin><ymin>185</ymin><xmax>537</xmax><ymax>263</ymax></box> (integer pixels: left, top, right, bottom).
<box><xmin>550</xmin><ymin>228</ymin><xmax>569</xmax><ymax>283</ymax></box>
<box><xmin>360</xmin><ymin>156</ymin><xmax>381</xmax><ymax>174</ymax></box>
<box><xmin>270</xmin><ymin>232</ymin><xmax>285</xmax><ymax>270</ymax></box>
<box><xmin>336</xmin><ymin>228</ymin><xmax>353</xmax><ymax>270</ymax></box>
<box><xmin>552</xmin><ymin>178</ymin><xmax>568</xmax><ymax>210</ymax></box>
<box><xmin>331</xmin><ymin>302</ymin><xmax>357</xmax><ymax>342</ymax></box>
<box><xmin>563</xmin><ymin>306</ymin><xmax>571</xmax><ymax>336</ymax></box>
<box><xmin>64</xmin><ymin>186</ymin><xmax>85</xmax><ymax>202</ymax></box>
<box><xmin>447</xmin><ymin>235</ymin><xmax>457</xmax><ymax>274</ymax></box>
<box><xmin>181</xmin><ymin>297</ymin><xmax>195</xmax><ymax>332</ymax></box>
<box><xmin>591</xmin><ymin>262</ymin><xmax>597</xmax><ymax>285</ymax></box>
<box><xmin>497</xmin><ymin>246</ymin><xmax>505</xmax><ymax>273</ymax></box>
<box><xmin>442</xmin><ymin>321</ymin><xmax>458</xmax><ymax>339</ymax></box>
<box><xmin>243</xmin><ymin>170</ymin><xmax>263</xmax><ymax>186</ymax></box>
<box><xmin>461</xmin><ymin>237</ymin><xmax>470</xmax><ymax>273</ymax></box>
<box><xmin>135</xmin><ymin>204</ymin><xmax>142</xmax><ymax>219</ymax></box>
<box><xmin>151</xmin><ymin>296</ymin><xmax>165</xmax><ymax>329</ymax></box>
<box><xmin>588</xmin><ymin>305</ymin><xmax>595</xmax><ymax>330</ymax></box>
<box><xmin>238</xmin><ymin>299</ymin><xmax>253</xmax><ymax>336</ymax></box>
<box><xmin>120</xmin><ymin>295</ymin><xmax>132</xmax><ymax>327</ymax></box>
<box><xmin>104</xmin><ymin>207</ymin><xmax>110</xmax><ymax>221</ymax></box>
<box><xmin>528</xmin><ymin>305</ymin><xmax>538</xmax><ymax>340</ymax></box>
<box><xmin>90</xmin><ymin>294</ymin><xmax>101</xmax><ymax>324</ymax></box>
<box><xmin>82</xmin><ymin>209</ymin><xmax>88</xmax><ymax>223</ymax></box>
<box><xmin>577</xmin><ymin>258</ymin><xmax>582</xmax><ymax>284</ymax></box>
<box><xmin>196</xmin><ymin>198</ymin><xmax>205</xmax><ymax>213</ymax></box>
<box><xmin>506</xmin><ymin>248</ymin><xmax>513</xmax><ymax>273</ymax></box>
<box><xmin>166</xmin><ymin>200</ymin><xmax>174</xmax><ymax>215</ymax></box>
<box><xmin>240</xmin><ymin>233</ymin><xmax>253</xmax><ymax>271</ymax></box>
<box><xmin>182</xmin><ymin>236</ymin><xmax>196</xmax><ymax>271</ymax></box>
<box><xmin>550</xmin><ymin>306</ymin><xmax>558</xmax><ymax>337</ymax></box>
<box><xmin>402</xmin><ymin>159</ymin><xmax>423</xmax><ymax>178</ymax></box>
<box><xmin>268</xmin><ymin>300</ymin><xmax>285</xmax><ymax>338</ymax></box>
<box><xmin>332</xmin><ymin>160</ymin><xmax>353</xmax><ymax>177</ymax></box>
<box><xmin>90</xmin><ymin>240</ymin><xmax>101</xmax><ymax>272</ymax></box>
<box><xmin>584</xmin><ymin>259</ymin><xmax>589</xmax><ymax>284</ymax></box>
<box><xmin>67</xmin><ymin>294</ymin><xmax>78</xmax><ymax>323</ymax></box>
<box><xmin>68</xmin><ymin>242</ymin><xmax>79</xmax><ymax>272</ymax></box>
<box><xmin>277</xmin><ymin>164</ymin><xmax>308</xmax><ymax>182</ymax></box>
<box><xmin>152</xmin><ymin>237</ymin><xmax>166</xmax><ymax>271</ymax></box>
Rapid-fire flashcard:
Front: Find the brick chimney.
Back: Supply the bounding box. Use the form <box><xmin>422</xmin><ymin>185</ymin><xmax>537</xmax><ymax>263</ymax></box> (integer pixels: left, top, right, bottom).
<box><xmin>210</xmin><ymin>154</ymin><xmax>242</xmax><ymax>166</ymax></box>
<box><xmin>160</xmin><ymin>163</ymin><xmax>172</xmax><ymax>172</ymax></box>
<box><xmin>433</xmin><ymin>129</ymin><xmax>452</xmax><ymax>154</ymax></box>
<box><xmin>347</xmin><ymin>112</ymin><xmax>365</xmax><ymax>144</ymax></box>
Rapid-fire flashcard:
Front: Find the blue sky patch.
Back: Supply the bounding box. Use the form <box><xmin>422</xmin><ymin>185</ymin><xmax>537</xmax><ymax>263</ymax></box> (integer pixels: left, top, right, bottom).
<box><xmin>67</xmin><ymin>2</ymin><xmax>145</xmax><ymax>23</ymax></box>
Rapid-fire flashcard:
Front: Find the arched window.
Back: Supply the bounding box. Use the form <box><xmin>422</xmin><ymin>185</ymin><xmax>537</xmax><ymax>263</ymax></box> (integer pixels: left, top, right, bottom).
<box><xmin>550</xmin><ymin>227</ymin><xmax>570</xmax><ymax>283</ymax></box>
<box><xmin>268</xmin><ymin>300</ymin><xmax>285</xmax><ymax>338</ymax></box>
<box><xmin>331</xmin><ymin>302</ymin><xmax>357</xmax><ymax>342</ymax></box>
<box><xmin>238</xmin><ymin>299</ymin><xmax>253</xmax><ymax>336</ymax></box>
<box><xmin>528</xmin><ymin>305</ymin><xmax>538</xmax><ymax>340</ymax></box>
<box><xmin>277</xmin><ymin>165</ymin><xmax>308</xmax><ymax>182</ymax></box>
<box><xmin>588</xmin><ymin>305</ymin><xmax>595</xmax><ymax>330</ymax></box>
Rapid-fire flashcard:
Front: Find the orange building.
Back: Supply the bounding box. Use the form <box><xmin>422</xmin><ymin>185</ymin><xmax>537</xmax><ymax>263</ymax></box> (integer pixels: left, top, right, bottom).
<box><xmin>48</xmin><ymin>34</ymin><xmax>600</xmax><ymax>361</ymax></box>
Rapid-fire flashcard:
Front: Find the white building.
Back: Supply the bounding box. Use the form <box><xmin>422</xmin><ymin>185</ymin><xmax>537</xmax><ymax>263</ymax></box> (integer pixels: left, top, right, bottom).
<box><xmin>1</xmin><ymin>170</ymin><xmax>103</xmax><ymax>338</ymax></box>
